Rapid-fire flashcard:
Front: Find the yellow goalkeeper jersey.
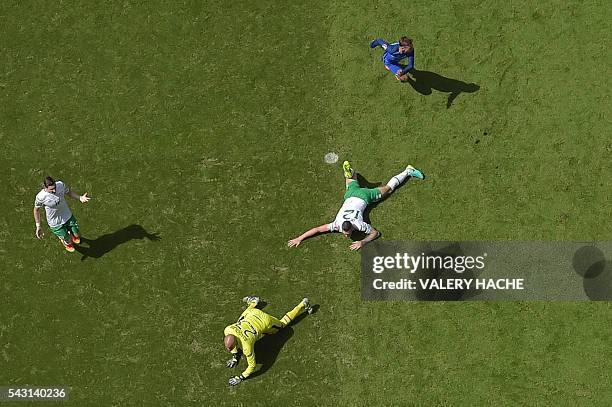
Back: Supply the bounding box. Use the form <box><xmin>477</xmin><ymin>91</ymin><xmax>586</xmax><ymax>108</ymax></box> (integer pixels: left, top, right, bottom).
<box><xmin>224</xmin><ymin>307</ymin><xmax>276</xmax><ymax>378</ymax></box>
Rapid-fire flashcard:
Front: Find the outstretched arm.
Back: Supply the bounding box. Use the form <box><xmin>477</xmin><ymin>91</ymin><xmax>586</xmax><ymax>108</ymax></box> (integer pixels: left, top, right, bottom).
<box><xmin>68</xmin><ymin>190</ymin><xmax>91</xmax><ymax>203</ymax></box>
<box><xmin>349</xmin><ymin>228</ymin><xmax>380</xmax><ymax>251</ymax></box>
<box><xmin>288</xmin><ymin>224</ymin><xmax>330</xmax><ymax>247</ymax></box>
<box><xmin>370</xmin><ymin>38</ymin><xmax>390</xmax><ymax>50</ymax></box>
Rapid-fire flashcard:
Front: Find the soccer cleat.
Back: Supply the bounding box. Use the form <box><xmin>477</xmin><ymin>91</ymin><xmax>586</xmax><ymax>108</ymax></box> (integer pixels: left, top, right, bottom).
<box><xmin>242</xmin><ymin>296</ymin><xmax>260</xmax><ymax>306</ymax></box>
<box><xmin>71</xmin><ymin>234</ymin><xmax>81</xmax><ymax>244</ymax></box>
<box><xmin>406</xmin><ymin>165</ymin><xmax>425</xmax><ymax>180</ymax></box>
<box><xmin>370</xmin><ymin>39</ymin><xmax>380</xmax><ymax>49</ymax></box>
<box><xmin>342</xmin><ymin>161</ymin><xmax>354</xmax><ymax>179</ymax></box>
<box><xmin>302</xmin><ymin>298</ymin><xmax>314</xmax><ymax>314</ymax></box>
<box><xmin>64</xmin><ymin>244</ymin><xmax>75</xmax><ymax>253</ymax></box>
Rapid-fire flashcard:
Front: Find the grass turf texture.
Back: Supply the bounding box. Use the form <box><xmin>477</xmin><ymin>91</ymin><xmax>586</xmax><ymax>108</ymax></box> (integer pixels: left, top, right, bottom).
<box><xmin>1</xmin><ymin>0</ymin><xmax>611</xmax><ymax>405</ymax></box>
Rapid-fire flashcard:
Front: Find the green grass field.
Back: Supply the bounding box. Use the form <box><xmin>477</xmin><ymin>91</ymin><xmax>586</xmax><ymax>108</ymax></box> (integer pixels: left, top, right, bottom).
<box><xmin>2</xmin><ymin>1</ymin><xmax>611</xmax><ymax>405</ymax></box>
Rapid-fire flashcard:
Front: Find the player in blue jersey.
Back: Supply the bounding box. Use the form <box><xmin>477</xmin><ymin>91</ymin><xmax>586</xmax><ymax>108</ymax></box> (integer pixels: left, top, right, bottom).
<box><xmin>370</xmin><ymin>36</ymin><xmax>414</xmax><ymax>82</ymax></box>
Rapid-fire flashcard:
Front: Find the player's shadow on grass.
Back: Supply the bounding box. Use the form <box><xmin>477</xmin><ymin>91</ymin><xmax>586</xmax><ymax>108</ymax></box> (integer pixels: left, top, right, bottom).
<box><xmin>75</xmin><ymin>224</ymin><xmax>160</xmax><ymax>261</ymax></box>
<box><xmin>412</xmin><ymin>243</ymin><xmax>483</xmax><ymax>301</ymax></box>
<box><xmin>250</xmin><ymin>305</ymin><xmax>319</xmax><ymax>379</ymax></box>
<box><xmin>405</xmin><ymin>69</ymin><xmax>479</xmax><ymax>108</ymax></box>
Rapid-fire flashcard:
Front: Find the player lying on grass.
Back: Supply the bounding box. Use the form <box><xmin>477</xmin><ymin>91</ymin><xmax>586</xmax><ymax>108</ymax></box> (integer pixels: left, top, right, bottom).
<box><xmin>370</xmin><ymin>36</ymin><xmax>415</xmax><ymax>82</ymax></box>
<box><xmin>288</xmin><ymin>161</ymin><xmax>424</xmax><ymax>251</ymax></box>
<box><xmin>224</xmin><ymin>296</ymin><xmax>313</xmax><ymax>386</ymax></box>
<box><xmin>33</xmin><ymin>176</ymin><xmax>91</xmax><ymax>252</ymax></box>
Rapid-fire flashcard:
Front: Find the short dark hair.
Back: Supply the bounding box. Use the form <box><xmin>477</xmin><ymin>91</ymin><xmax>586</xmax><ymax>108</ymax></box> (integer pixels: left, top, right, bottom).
<box><xmin>43</xmin><ymin>176</ymin><xmax>56</xmax><ymax>187</ymax></box>
<box><xmin>399</xmin><ymin>37</ymin><xmax>413</xmax><ymax>47</ymax></box>
<box><xmin>341</xmin><ymin>221</ymin><xmax>353</xmax><ymax>233</ymax></box>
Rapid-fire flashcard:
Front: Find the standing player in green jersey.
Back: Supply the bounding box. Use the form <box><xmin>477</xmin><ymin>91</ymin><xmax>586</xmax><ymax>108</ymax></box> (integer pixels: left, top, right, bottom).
<box><xmin>288</xmin><ymin>161</ymin><xmax>424</xmax><ymax>251</ymax></box>
<box><xmin>224</xmin><ymin>295</ymin><xmax>313</xmax><ymax>386</ymax></box>
<box><xmin>33</xmin><ymin>176</ymin><xmax>91</xmax><ymax>252</ymax></box>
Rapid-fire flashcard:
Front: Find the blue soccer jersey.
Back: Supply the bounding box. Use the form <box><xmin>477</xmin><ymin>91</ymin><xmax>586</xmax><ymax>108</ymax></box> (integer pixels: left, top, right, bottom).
<box><xmin>383</xmin><ymin>42</ymin><xmax>414</xmax><ymax>69</ymax></box>
<box><xmin>371</xmin><ymin>38</ymin><xmax>415</xmax><ymax>75</ymax></box>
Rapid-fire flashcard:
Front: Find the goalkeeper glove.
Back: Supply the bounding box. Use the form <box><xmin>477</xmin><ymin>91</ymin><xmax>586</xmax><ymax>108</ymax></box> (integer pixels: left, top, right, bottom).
<box><xmin>228</xmin><ymin>375</ymin><xmax>245</xmax><ymax>386</ymax></box>
<box><xmin>226</xmin><ymin>355</ymin><xmax>239</xmax><ymax>368</ymax></box>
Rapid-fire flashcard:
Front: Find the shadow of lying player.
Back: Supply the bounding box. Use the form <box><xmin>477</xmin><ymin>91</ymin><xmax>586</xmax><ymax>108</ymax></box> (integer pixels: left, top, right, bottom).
<box><xmin>75</xmin><ymin>224</ymin><xmax>160</xmax><ymax>261</ymax></box>
<box><xmin>405</xmin><ymin>69</ymin><xmax>479</xmax><ymax>108</ymax></box>
<box><xmin>249</xmin><ymin>304</ymin><xmax>319</xmax><ymax>379</ymax></box>
<box><xmin>412</xmin><ymin>242</ymin><xmax>483</xmax><ymax>301</ymax></box>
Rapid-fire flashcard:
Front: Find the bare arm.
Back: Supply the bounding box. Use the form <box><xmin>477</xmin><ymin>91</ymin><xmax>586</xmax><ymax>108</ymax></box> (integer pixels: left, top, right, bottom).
<box><xmin>288</xmin><ymin>224</ymin><xmax>330</xmax><ymax>247</ymax></box>
<box><xmin>68</xmin><ymin>190</ymin><xmax>90</xmax><ymax>203</ymax></box>
<box><xmin>349</xmin><ymin>228</ymin><xmax>380</xmax><ymax>251</ymax></box>
<box><xmin>33</xmin><ymin>206</ymin><xmax>41</xmax><ymax>224</ymax></box>
<box><xmin>33</xmin><ymin>207</ymin><xmax>44</xmax><ymax>239</ymax></box>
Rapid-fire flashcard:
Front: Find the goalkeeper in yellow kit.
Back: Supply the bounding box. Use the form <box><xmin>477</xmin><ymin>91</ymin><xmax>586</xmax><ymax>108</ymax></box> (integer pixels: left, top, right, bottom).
<box><xmin>223</xmin><ymin>295</ymin><xmax>313</xmax><ymax>386</ymax></box>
